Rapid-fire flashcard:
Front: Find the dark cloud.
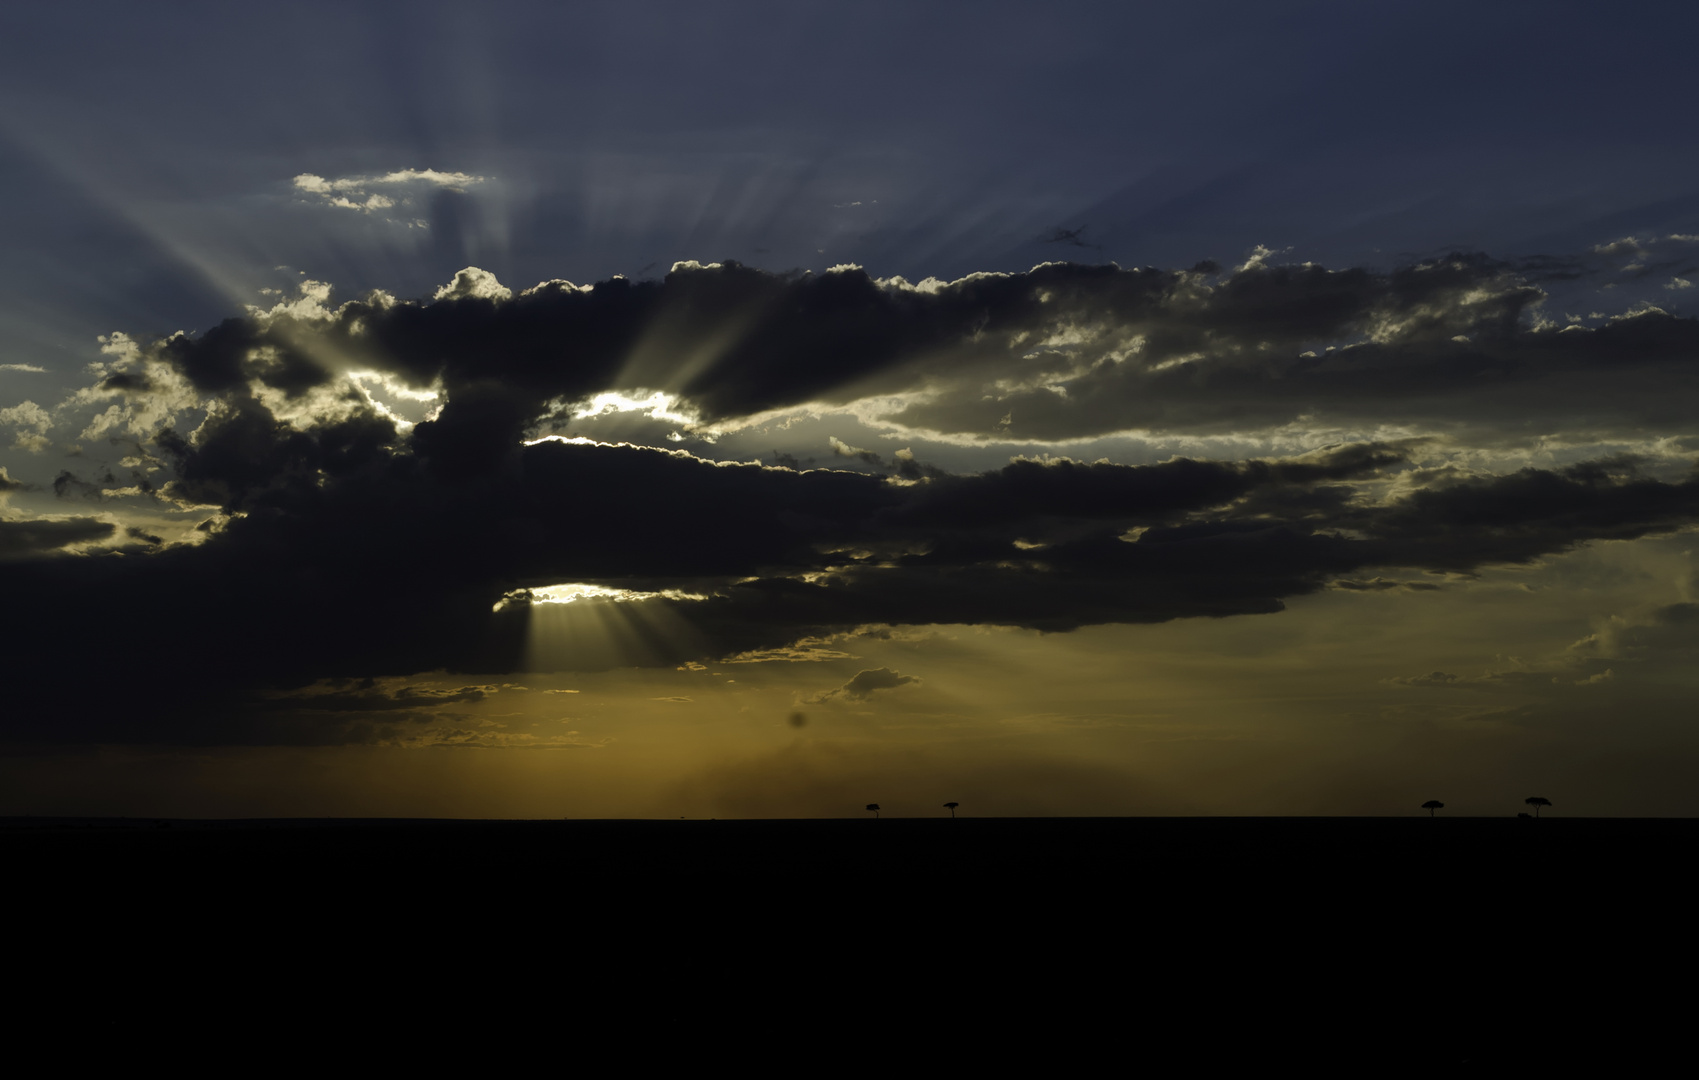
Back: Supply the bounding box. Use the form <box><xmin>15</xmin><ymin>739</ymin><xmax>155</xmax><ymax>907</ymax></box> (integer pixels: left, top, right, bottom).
<box><xmin>825</xmin><ymin>438</ymin><xmax>940</xmax><ymax>480</ymax></box>
<box><xmin>52</xmin><ymin>471</ymin><xmax>106</xmax><ymax>500</ymax></box>
<box><xmin>1393</xmin><ymin>671</ymin><xmax>1462</xmax><ymax>688</ymax></box>
<box><xmin>1330</xmin><ymin>578</ymin><xmax>1443</xmax><ymax>593</ymax></box>
<box><xmin>806</xmin><ymin>667</ymin><xmax>920</xmax><ymax>704</ymax></box>
<box><xmin>1360</xmin><ymin>466</ymin><xmax>1699</xmax><ymax>570</ymax></box>
<box><xmin>898</xmin><ymin>314</ymin><xmax>1699</xmax><ymax>442</ymax></box>
<box><xmin>0</xmin><ymin>516</ymin><xmax>114</xmax><ymax>555</ymax></box>
<box><xmin>156</xmin><ymin>402</ymin><xmax>400</xmax><ymax>508</ymax></box>
<box><xmin>839</xmin><ymin>667</ymin><xmax>919</xmax><ymax>698</ymax></box>
<box><xmin>1390</xmin><ymin>666</ymin><xmax>1614</xmax><ymax>695</ymax></box>
<box><xmin>92</xmin><ymin>255</ymin><xmax>1697</xmax><ymax>458</ymax></box>
<box><xmin>8</xmin><ymin>248</ymin><xmax>1699</xmax><ymax>746</ymax></box>
<box><xmin>98</xmin><ymin>371</ymin><xmax>154</xmax><ymax>394</ymax></box>
<box><xmin>8</xmin><ymin>426</ymin><xmax>1699</xmax><ymax>745</ymax></box>
<box><xmin>267</xmin><ymin>682</ymin><xmax>498</xmax><ymax>712</ymax></box>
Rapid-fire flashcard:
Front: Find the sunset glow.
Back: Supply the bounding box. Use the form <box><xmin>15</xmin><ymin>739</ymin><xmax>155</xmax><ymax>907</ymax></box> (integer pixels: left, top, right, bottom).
<box><xmin>3</xmin><ymin>3</ymin><xmax>1698</xmax><ymax>821</ymax></box>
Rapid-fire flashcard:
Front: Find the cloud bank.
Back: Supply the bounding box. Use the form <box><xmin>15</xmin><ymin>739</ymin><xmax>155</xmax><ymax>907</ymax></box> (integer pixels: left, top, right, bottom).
<box><xmin>4</xmin><ymin>250</ymin><xmax>1699</xmax><ymax>746</ymax></box>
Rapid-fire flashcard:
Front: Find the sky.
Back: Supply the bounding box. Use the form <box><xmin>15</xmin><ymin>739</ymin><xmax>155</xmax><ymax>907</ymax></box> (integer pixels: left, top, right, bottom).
<box><xmin>3</xmin><ymin>1</ymin><xmax>1699</xmax><ymax>818</ymax></box>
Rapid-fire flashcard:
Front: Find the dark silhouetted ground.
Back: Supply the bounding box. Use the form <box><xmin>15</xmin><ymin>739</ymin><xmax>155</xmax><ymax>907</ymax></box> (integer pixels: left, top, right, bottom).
<box><xmin>8</xmin><ymin>816</ymin><xmax>1678</xmax><ymax>1066</ymax></box>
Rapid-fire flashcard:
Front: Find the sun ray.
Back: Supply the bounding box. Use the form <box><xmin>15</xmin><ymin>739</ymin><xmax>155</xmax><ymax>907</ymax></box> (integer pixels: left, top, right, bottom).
<box><xmin>512</xmin><ymin>583</ymin><xmax>714</xmax><ymax>673</ymax></box>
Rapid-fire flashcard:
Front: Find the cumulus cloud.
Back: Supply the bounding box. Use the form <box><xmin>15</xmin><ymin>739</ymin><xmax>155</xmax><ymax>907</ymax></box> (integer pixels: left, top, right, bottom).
<box><xmin>0</xmin><ymin>363</ymin><xmax>46</xmax><ymax>373</ymax></box>
<box><xmin>1569</xmin><ymin>602</ymin><xmax>1699</xmax><ymax>659</ymax></box>
<box><xmin>829</xmin><ymin>434</ymin><xmax>881</xmax><ymax>465</ymax></box>
<box><xmin>825</xmin><ymin>436</ymin><xmax>941</xmax><ymax>479</ymax></box>
<box><xmin>292</xmin><ymin>168</ymin><xmax>484</xmax><ymax>224</ymax></box>
<box><xmin>66</xmin><ymin>332</ymin><xmax>205</xmax><ymax>446</ymax></box>
<box><xmin>0</xmin><ymin>400</ymin><xmax>51</xmax><ymax>451</ymax></box>
<box><xmin>90</xmin><ymin>254</ymin><xmax>1699</xmax><ymax>454</ymax></box>
<box><xmin>806</xmin><ymin>667</ymin><xmax>921</xmax><ymax>703</ymax></box>
<box><xmin>434</xmin><ymin>266</ymin><xmax>512</xmax><ymax>302</ymax></box>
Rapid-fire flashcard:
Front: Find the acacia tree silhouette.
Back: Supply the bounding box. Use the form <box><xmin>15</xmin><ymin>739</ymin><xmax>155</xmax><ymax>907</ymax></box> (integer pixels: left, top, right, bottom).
<box><xmin>1525</xmin><ymin>796</ymin><xmax>1552</xmax><ymax>818</ymax></box>
<box><xmin>944</xmin><ymin>802</ymin><xmax>959</xmax><ymax>819</ymax></box>
<box><xmin>1422</xmin><ymin>800</ymin><xmax>1444</xmax><ymax>817</ymax></box>
<box><xmin>866</xmin><ymin>803</ymin><xmax>880</xmax><ymax>819</ymax></box>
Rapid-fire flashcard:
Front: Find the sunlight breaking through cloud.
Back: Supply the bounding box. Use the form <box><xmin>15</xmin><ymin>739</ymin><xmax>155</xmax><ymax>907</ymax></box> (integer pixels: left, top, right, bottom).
<box><xmin>492</xmin><ymin>582</ymin><xmax>710</xmax><ymax>612</ymax></box>
<box><xmin>570</xmin><ymin>391</ymin><xmax>697</xmax><ymax>425</ymax></box>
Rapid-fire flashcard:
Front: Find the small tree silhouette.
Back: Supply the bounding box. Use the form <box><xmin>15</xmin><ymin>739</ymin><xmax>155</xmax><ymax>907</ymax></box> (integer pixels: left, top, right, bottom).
<box><xmin>1524</xmin><ymin>796</ymin><xmax>1551</xmax><ymax>818</ymax></box>
<box><xmin>866</xmin><ymin>803</ymin><xmax>880</xmax><ymax>819</ymax></box>
<box><xmin>1422</xmin><ymin>800</ymin><xmax>1444</xmax><ymax>817</ymax></box>
<box><xmin>944</xmin><ymin>802</ymin><xmax>959</xmax><ymax>819</ymax></box>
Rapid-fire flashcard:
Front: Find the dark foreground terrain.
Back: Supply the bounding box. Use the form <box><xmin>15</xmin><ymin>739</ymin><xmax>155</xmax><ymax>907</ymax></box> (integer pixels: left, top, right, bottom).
<box><xmin>9</xmin><ymin>816</ymin><xmax>1687</xmax><ymax>1066</ymax></box>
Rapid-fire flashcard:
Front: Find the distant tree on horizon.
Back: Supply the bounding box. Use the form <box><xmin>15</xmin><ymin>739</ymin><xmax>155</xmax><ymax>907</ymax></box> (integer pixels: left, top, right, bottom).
<box><xmin>866</xmin><ymin>803</ymin><xmax>880</xmax><ymax>819</ymax></box>
<box><xmin>1422</xmin><ymin>800</ymin><xmax>1444</xmax><ymax>817</ymax></box>
<box><xmin>944</xmin><ymin>801</ymin><xmax>959</xmax><ymax>819</ymax></box>
<box><xmin>1525</xmin><ymin>796</ymin><xmax>1552</xmax><ymax>818</ymax></box>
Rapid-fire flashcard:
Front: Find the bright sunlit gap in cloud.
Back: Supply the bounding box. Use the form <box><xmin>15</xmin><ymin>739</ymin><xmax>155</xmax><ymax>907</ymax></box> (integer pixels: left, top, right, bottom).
<box><xmin>493</xmin><ymin>582</ymin><xmax>709</xmax><ymax>612</ymax></box>
<box><xmin>522</xmin><ymin>389</ymin><xmax>698</xmax><ymax>447</ymax></box>
<box><xmin>571</xmin><ymin>390</ymin><xmax>695</xmax><ymax>425</ymax></box>
<box><xmin>346</xmin><ymin>371</ymin><xmax>442</xmax><ymax>403</ymax></box>
<box><xmin>334</xmin><ymin>369</ymin><xmax>445</xmax><ymax>430</ymax></box>
<box><xmin>493</xmin><ymin>583</ymin><xmax>715</xmax><ymax>673</ymax></box>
